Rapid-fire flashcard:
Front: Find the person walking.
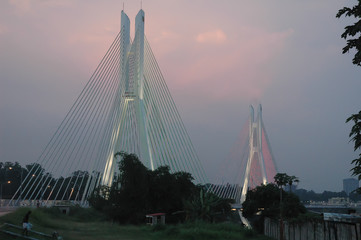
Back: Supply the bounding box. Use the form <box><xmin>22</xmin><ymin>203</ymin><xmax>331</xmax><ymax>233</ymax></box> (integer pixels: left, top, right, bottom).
<box><xmin>22</xmin><ymin>210</ymin><xmax>31</xmax><ymax>236</ymax></box>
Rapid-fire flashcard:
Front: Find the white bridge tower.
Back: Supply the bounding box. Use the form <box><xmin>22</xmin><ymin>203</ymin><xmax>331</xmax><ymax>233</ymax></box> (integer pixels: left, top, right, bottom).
<box><xmin>240</xmin><ymin>105</ymin><xmax>268</xmax><ymax>203</ymax></box>
<box><xmin>102</xmin><ymin>10</ymin><xmax>153</xmax><ymax>186</ymax></box>
<box><xmin>9</xmin><ymin>9</ymin><xmax>207</xmax><ymax>207</ymax></box>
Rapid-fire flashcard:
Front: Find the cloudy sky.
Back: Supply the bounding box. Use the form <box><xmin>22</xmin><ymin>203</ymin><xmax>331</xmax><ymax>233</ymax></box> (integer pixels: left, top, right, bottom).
<box><xmin>1</xmin><ymin>0</ymin><xmax>360</xmax><ymax>192</ymax></box>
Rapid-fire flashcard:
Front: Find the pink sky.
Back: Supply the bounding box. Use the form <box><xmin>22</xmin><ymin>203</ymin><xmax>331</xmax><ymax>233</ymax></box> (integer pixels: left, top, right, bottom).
<box><xmin>1</xmin><ymin>0</ymin><xmax>361</xmax><ymax>192</ymax></box>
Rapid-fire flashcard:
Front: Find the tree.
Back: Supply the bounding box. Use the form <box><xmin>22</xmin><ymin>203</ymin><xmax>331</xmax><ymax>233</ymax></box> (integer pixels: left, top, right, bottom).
<box><xmin>88</xmin><ymin>185</ymin><xmax>111</xmax><ymax>211</ymax></box>
<box><xmin>274</xmin><ymin>173</ymin><xmax>299</xmax><ymax>193</ymax></box>
<box><xmin>336</xmin><ymin>2</ymin><xmax>361</xmax><ymax>66</ymax></box>
<box><xmin>287</xmin><ymin>175</ymin><xmax>299</xmax><ymax>193</ymax></box>
<box><xmin>111</xmin><ymin>152</ymin><xmax>150</xmax><ymax>223</ymax></box>
<box><xmin>147</xmin><ymin>167</ymin><xmax>196</xmax><ymax>216</ymax></box>
<box><xmin>274</xmin><ymin>173</ymin><xmax>290</xmax><ymax>189</ymax></box>
<box><xmin>242</xmin><ymin>183</ymin><xmax>305</xmax><ymax>233</ymax></box>
<box><xmin>247</xmin><ymin>183</ymin><xmax>306</xmax><ymax>219</ymax></box>
<box><xmin>273</xmin><ymin>173</ymin><xmax>300</xmax><ymax>239</ymax></box>
<box><xmin>89</xmin><ymin>152</ymin><xmax>198</xmax><ymax>224</ymax></box>
<box><xmin>346</xmin><ymin>112</ymin><xmax>361</xmax><ymax>193</ymax></box>
<box><xmin>184</xmin><ymin>187</ymin><xmax>232</xmax><ymax>222</ymax></box>
<box><xmin>337</xmin><ymin>2</ymin><xmax>361</xmax><ymax>192</ymax></box>
<box><xmin>242</xmin><ymin>184</ymin><xmax>281</xmax><ymax>220</ymax></box>
<box><xmin>0</xmin><ymin>162</ymin><xmax>29</xmax><ymax>199</ymax></box>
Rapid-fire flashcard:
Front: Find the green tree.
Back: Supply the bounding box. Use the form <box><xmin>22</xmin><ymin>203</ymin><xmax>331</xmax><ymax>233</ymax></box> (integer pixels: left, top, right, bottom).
<box><xmin>112</xmin><ymin>152</ymin><xmax>150</xmax><ymax>223</ymax></box>
<box><xmin>147</xmin><ymin>166</ymin><xmax>196</xmax><ymax>215</ymax></box>
<box><xmin>274</xmin><ymin>173</ymin><xmax>289</xmax><ymax>189</ymax></box>
<box><xmin>273</xmin><ymin>173</ymin><xmax>300</xmax><ymax>239</ymax></box>
<box><xmin>89</xmin><ymin>152</ymin><xmax>198</xmax><ymax>224</ymax></box>
<box><xmin>242</xmin><ymin>184</ymin><xmax>281</xmax><ymax>219</ymax></box>
<box><xmin>242</xmin><ymin>183</ymin><xmax>305</xmax><ymax>233</ymax></box>
<box><xmin>274</xmin><ymin>173</ymin><xmax>299</xmax><ymax>192</ymax></box>
<box><xmin>287</xmin><ymin>175</ymin><xmax>299</xmax><ymax>193</ymax></box>
<box><xmin>336</xmin><ymin>1</ymin><xmax>361</xmax><ymax>66</ymax></box>
<box><xmin>0</xmin><ymin>162</ymin><xmax>29</xmax><ymax>199</ymax></box>
<box><xmin>184</xmin><ymin>187</ymin><xmax>232</xmax><ymax>222</ymax></box>
<box><xmin>88</xmin><ymin>185</ymin><xmax>111</xmax><ymax>211</ymax></box>
<box><xmin>337</xmin><ymin>2</ymin><xmax>361</xmax><ymax>194</ymax></box>
<box><xmin>346</xmin><ymin>112</ymin><xmax>361</xmax><ymax>193</ymax></box>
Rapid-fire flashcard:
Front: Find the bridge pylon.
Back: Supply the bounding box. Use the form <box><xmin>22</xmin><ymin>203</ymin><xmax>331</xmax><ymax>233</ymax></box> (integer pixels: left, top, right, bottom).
<box><xmin>208</xmin><ymin>104</ymin><xmax>277</xmax><ymax>204</ymax></box>
<box><xmin>240</xmin><ymin>104</ymin><xmax>269</xmax><ymax>203</ymax></box>
<box><xmin>9</xmin><ymin>9</ymin><xmax>207</xmax><ymax>207</ymax></box>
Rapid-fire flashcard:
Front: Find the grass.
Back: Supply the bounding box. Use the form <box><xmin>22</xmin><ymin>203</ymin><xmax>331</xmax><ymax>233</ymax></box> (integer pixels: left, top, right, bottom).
<box><xmin>0</xmin><ymin>207</ymin><xmax>274</xmax><ymax>240</ymax></box>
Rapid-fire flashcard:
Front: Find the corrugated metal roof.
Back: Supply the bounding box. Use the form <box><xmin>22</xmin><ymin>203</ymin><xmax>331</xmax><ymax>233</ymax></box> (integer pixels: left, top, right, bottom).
<box><xmin>323</xmin><ymin>213</ymin><xmax>361</xmax><ymax>223</ymax></box>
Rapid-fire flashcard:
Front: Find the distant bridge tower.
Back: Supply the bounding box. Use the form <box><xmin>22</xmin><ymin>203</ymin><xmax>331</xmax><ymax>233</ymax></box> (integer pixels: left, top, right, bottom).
<box><xmin>240</xmin><ymin>104</ymin><xmax>270</xmax><ymax>203</ymax></box>
<box><xmin>209</xmin><ymin>104</ymin><xmax>277</xmax><ymax>204</ymax></box>
<box><xmin>240</xmin><ymin>104</ymin><xmax>276</xmax><ymax>203</ymax></box>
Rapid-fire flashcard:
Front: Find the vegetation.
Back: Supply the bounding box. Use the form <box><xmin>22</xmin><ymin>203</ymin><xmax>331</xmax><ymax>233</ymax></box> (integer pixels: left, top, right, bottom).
<box><xmin>337</xmin><ymin>0</ymin><xmax>361</xmax><ymax>193</ymax></box>
<box><xmin>293</xmin><ymin>188</ymin><xmax>361</xmax><ymax>202</ymax></box>
<box><xmin>242</xmin><ymin>176</ymin><xmax>306</xmax><ymax>232</ymax></box>
<box><xmin>0</xmin><ymin>161</ymin><xmax>91</xmax><ymax>201</ymax></box>
<box><xmin>274</xmin><ymin>173</ymin><xmax>299</xmax><ymax>193</ymax></box>
<box><xmin>346</xmin><ymin>112</ymin><xmax>361</xmax><ymax>193</ymax></box>
<box><xmin>89</xmin><ymin>152</ymin><xmax>231</xmax><ymax>224</ymax></box>
<box><xmin>0</xmin><ymin>207</ymin><xmax>273</xmax><ymax>240</ymax></box>
<box><xmin>184</xmin><ymin>188</ymin><xmax>232</xmax><ymax>222</ymax></box>
<box><xmin>242</xmin><ymin>183</ymin><xmax>306</xmax><ymax>219</ymax></box>
<box><xmin>0</xmin><ymin>162</ymin><xmax>28</xmax><ymax>199</ymax></box>
<box><xmin>336</xmin><ymin>1</ymin><xmax>361</xmax><ymax>66</ymax></box>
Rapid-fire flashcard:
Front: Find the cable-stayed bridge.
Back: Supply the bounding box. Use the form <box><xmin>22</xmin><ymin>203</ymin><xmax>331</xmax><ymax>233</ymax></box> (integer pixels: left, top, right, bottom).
<box><xmin>209</xmin><ymin>105</ymin><xmax>278</xmax><ymax>204</ymax></box>
<box><xmin>9</xmin><ymin>10</ymin><xmax>277</xmax><ymax>207</ymax></box>
<box><xmin>9</xmin><ymin>9</ymin><xmax>207</xmax><ymax>207</ymax></box>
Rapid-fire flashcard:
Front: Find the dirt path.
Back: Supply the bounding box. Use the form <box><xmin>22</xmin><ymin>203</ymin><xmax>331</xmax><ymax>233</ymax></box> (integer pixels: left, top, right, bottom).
<box><xmin>0</xmin><ymin>207</ymin><xmax>16</xmax><ymax>217</ymax></box>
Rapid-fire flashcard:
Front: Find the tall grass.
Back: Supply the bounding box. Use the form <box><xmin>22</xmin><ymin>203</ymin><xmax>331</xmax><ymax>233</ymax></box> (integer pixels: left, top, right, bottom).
<box><xmin>150</xmin><ymin>221</ymin><xmax>265</xmax><ymax>240</ymax></box>
<box><xmin>0</xmin><ymin>207</ymin><xmax>273</xmax><ymax>240</ymax></box>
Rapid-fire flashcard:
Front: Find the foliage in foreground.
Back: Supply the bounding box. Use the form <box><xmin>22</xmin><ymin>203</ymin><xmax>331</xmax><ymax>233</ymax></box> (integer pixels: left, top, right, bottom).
<box><xmin>242</xmin><ymin>183</ymin><xmax>306</xmax><ymax>232</ymax></box>
<box><xmin>243</xmin><ymin>183</ymin><xmax>305</xmax><ymax>220</ymax></box>
<box><xmin>150</xmin><ymin>221</ymin><xmax>271</xmax><ymax>240</ymax></box>
<box><xmin>346</xmin><ymin>112</ymin><xmax>361</xmax><ymax>193</ymax></box>
<box><xmin>184</xmin><ymin>188</ymin><xmax>232</xmax><ymax>222</ymax></box>
<box><xmin>89</xmin><ymin>152</ymin><xmax>197</xmax><ymax>224</ymax></box>
<box><xmin>337</xmin><ymin>0</ymin><xmax>361</xmax><ymax>194</ymax></box>
<box><xmin>0</xmin><ymin>207</ymin><xmax>273</xmax><ymax>240</ymax></box>
<box><xmin>89</xmin><ymin>152</ymin><xmax>231</xmax><ymax>224</ymax></box>
<box><xmin>336</xmin><ymin>1</ymin><xmax>361</xmax><ymax>66</ymax></box>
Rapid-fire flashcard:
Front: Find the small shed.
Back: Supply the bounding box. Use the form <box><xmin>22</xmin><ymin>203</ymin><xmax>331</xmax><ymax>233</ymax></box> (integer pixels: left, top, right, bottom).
<box><xmin>146</xmin><ymin>213</ymin><xmax>166</xmax><ymax>225</ymax></box>
<box><xmin>56</xmin><ymin>205</ymin><xmax>71</xmax><ymax>215</ymax></box>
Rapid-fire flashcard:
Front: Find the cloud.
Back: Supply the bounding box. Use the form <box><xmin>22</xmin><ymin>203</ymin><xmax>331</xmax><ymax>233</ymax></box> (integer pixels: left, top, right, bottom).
<box><xmin>196</xmin><ymin>29</ymin><xmax>227</xmax><ymax>44</ymax></box>
<box><xmin>166</xmin><ymin>27</ymin><xmax>294</xmax><ymax>102</ymax></box>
